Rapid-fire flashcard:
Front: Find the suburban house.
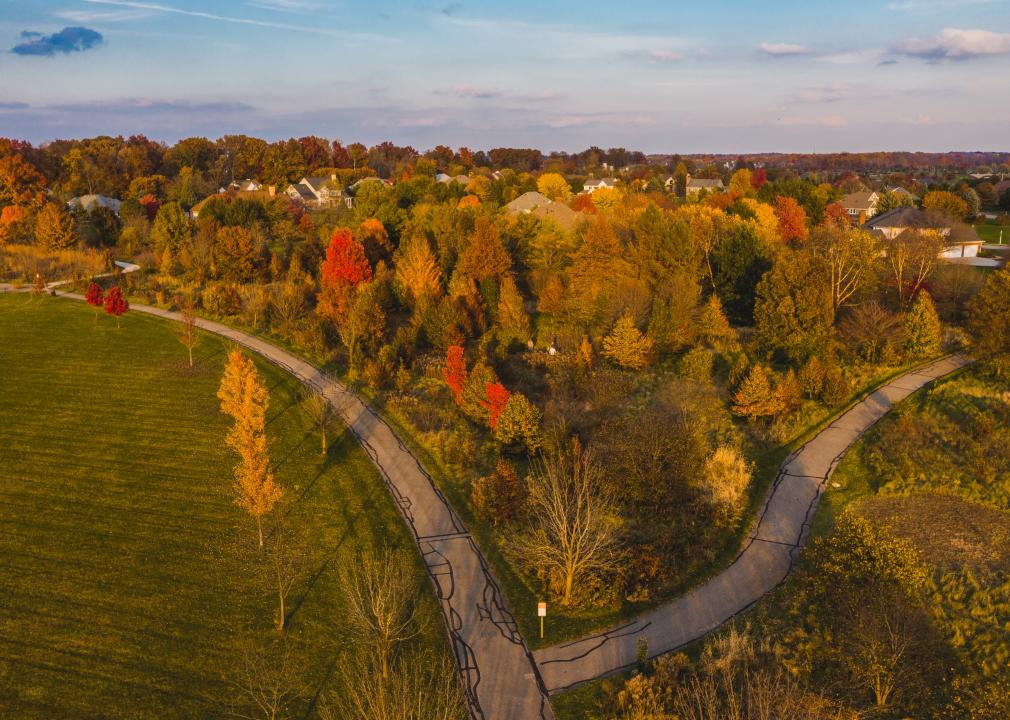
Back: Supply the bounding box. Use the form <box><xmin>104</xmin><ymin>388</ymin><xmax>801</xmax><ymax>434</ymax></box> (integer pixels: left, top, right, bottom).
<box><xmin>582</xmin><ymin>178</ymin><xmax>618</xmax><ymax>194</ymax></box>
<box><xmin>685</xmin><ymin>176</ymin><xmax>724</xmax><ymax>196</ymax></box>
<box><xmin>505</xmin><ymin>191</ymin><xmax>583</xmax><ymax>231</ymax></box>
<box><xmin>220</xmin><ymin>179</ymin><xmax>262</xmax><ymax>193</ymax></box>
<box><xmin>863</xmin><ymin>207</ymin><xmax>983</xmax><ymax>260</ymax></box>
<box><xmin>840</xmin><ymin>190</ymin><xmax>879</xmax><ymax>220</ymax></box>
<box><xmin>885</xmin><ymin>186</ymin><xmax>919</xmax><ymax>202</ymax></box>
<box><xmin>505</xmin><ymin>191</ymin><xmax>553</xmax><ymax>214</ymax></box>
<box><xmin>67</xmin><ymin>194</ymin><xmax>122</xmax><ymax>215</ymax></box>
<box><xmin>436</xmin><ymin>173</ymin><xmax>471</xmax><ymax>185</ymax></box>
<box><xmin>286</xmin><ymin>174</ymin><xmax>343</xmax><ymax>207</ymax></box>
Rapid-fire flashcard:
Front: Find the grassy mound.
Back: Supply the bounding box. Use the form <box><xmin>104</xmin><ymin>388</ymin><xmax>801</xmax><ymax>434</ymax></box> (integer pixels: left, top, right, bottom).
<box><xmin>0</xmin><ymin>294</ymin><xmax>446</xmax><ymax>719</ymax></box>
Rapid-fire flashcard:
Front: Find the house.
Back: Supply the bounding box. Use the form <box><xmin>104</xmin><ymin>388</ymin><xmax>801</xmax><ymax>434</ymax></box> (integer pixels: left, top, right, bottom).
<box><xmin>436</xmin><ymin>173</ymin><xmax>471</xmax><ymax>185</ymax></box>
<box><xmin>505</xmin><ymin>191</ymin><xmax>552</xmax><ymax>214</ymax></box>
<box><xmin>885</xmin><ymin>186</ymin><xmax>919</xmax><ymax>202</ymax></box>
<box><xmin>68</xmin><ymin>194</ymin><xmax>121</xmax><ymax>215</ymax></box>
<box><xmin>863</xmin><ymin>207</ymin><xmax>983</xmax><ymax>260</ymax></box>
<box><xmin>840</xmin><ymin>190</ymin><xmax>880</xmax><ymax>220</ymax></box>
<box><xmin>582</xmin><ymin>178</ymin><xmax>617</xmax><ymax>194</ymax></box>
<box><xmin>191</xmin><ymin>187</ymin><xmax>277</xmax><ymax>220</ymax></box>
<box><xmin>288</xmin><ymin>174</ymin><xmax>343</xmax><ymax>207</ymax></box>
<box><xmin>220</xmin><ymin>179</ymin><xmax>262</xmax><ymax>194</ymax></box>
<box><xmin>685</xmin><ymin>176</ymin><xmax>724</xmax><ymax>196</ymax></box>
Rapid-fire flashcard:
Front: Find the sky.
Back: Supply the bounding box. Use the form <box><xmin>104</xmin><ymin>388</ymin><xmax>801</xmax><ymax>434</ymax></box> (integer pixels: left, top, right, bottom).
<box><xmin>0</xmin><ymin>0</ymin><xmax>1008</xmax><ymax>153</ymax></box>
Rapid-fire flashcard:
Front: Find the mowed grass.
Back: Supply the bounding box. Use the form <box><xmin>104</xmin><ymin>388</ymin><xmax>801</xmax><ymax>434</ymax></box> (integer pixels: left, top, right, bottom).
<box><xmin>0</xmin><ymin>293</ymin><xmax>445</xmax><ymax>719</ymax></box>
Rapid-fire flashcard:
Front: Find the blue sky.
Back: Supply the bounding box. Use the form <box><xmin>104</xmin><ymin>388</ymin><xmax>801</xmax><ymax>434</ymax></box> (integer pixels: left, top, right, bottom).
<box><xmin>0</xmin><ymin>0</ymin><xmax>1008</xmax><ymax>152</ymax></box>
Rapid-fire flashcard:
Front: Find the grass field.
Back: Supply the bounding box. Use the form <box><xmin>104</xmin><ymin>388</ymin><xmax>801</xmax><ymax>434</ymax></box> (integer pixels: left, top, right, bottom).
<box><xmin>975</xmin><ymin>221</ymin><xmax>1008</xmax><ymax>244</ymax></box>
<box><xmin>0</xmin><ymin>293</ymin><xmax>447</xmax><ymax>719</ymax></box>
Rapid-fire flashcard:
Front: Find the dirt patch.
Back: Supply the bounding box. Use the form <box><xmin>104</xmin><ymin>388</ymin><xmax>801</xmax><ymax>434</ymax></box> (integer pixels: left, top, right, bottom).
<box><xmin>853</xmin><ymin>493</ymin><xmax>1010</xmax><ymax>574</ymax></box>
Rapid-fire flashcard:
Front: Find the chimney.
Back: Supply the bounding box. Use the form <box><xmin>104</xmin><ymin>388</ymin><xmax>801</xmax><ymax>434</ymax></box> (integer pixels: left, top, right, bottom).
<box><xmin>268</xmin><ymin>185</ymin><xmax>276</xmax><ymax>197</ymax></box>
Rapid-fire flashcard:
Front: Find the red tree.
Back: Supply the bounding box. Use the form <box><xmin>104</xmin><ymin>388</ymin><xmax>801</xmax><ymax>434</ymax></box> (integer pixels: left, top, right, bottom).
<box><xmin>321</xmin><ymin>228</ymin><xmax>372</xmax><ymax>286</ymax></box>
<box><xmin>104</xmin><ymin>287</ymin><xmax>129</xmax><ymax>328</ymax></box>
<box><xmin>85</xmin><ymin>282</ymin><xmax>104</xmax><ymax>320</ymax></box>
<box><xmin>822</xmin><ymin>202</ymin><xmax>850</xmax><ymax>229</ymax></box>
<box><xmin>138</xmin><ymin>194</ymin><xmax>161</xmax><ymax>221</ymax></box>
<box><xmin>443</xmin><ymin>345</ymin><xmax>467</xmax><ymax>404</ymax></box>
<box><xmin>570</xmin><ymin>193</ymin><xmax>597</xmax><ymax>214</ymax></box>
<box><xmin>751</xmin><ymin>168</ymin><xmax>768</xmax><ymax>189</ymax></box>
<box><xmin>483</xmin><ymin>382</ymin><xmax>511</xmax><ymax>430</ymax></box>
<box><xmin>774</xmin><ymin>196</ymin><xmax>808</xmax><ymax>244</ymax></box>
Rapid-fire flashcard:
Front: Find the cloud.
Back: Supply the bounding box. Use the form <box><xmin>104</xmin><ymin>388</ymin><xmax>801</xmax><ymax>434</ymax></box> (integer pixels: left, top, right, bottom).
<box><xmin>756</xmin><ymin>42</ymin><xmax>809</xmax><ymax>57</ymax></box>
<box><xmin>648</xmin><ymin>49</ymin><xmax>683</xmax><ymax>63</ymax></box>
<box><xmin>774</xmin><ymin>115</ymin><xmax>847</xmax><ymax>127</ymax></box>
<box><xmin>888</xmin><ymin>0</ymin><xmax>999</xmax><ymax>10</ymax></box>
<box><xmin>443</xmin><ymin>84</ymin><xmax>502</xmax><ymax>99</ymax></box>
<box><xmin>893</xmin><ymin>27</ymin><xmax>1010</xmax><ymax>60</ymax></box>
<box><xmin>82</xmin><ymin>0</ymin><xmax>381</xmax><ymax>41</ymax></box>
<box><xmin>50</xmin><ymin>99</ymin><xmax>253</xmax><ymax>114</ymax></box>
<box><xmin>788</xmin><ymin>84</ymin><xmax>852</xmax><ymax>104</ymax></box>
<box><xmin>54</xmin><ymin>9</ymin><xmax>150</xmax><ymax>22</ymax></box>
<box><xmin>245</xmin><ymin>0</ymin><xmax>324</xmax><ymax>12</ymax></box>
<box><xmin>0</xmin><ymin>102</ymin><xmax>30</xmax><ymax>110</ymax></box>
<box><xmin>11</xmin><ymin>27</ymin><xmax>104</xmax><ymax>56</ymax></box>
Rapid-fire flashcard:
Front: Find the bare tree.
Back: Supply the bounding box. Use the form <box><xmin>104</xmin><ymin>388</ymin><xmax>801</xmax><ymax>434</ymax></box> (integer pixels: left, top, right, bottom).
<box><xmin>225</xmin><ymin>638</ymin><xmax>303</xmax><ymax>720</ymax></box>
<box><xmin>319</xmin><ymin>650</ymin><xmax>467</xmax><ymax>720</ymax></box>
<box><xmin>338</xmin><ymin>548</ymin><xmax>424</xmax><ymax>680</ymax></box>
<box><xmin>302</xmin><ymin>389</ymin><xmax>335</xmax><ymax>455</ymax></box>
<box><xmin>884</xmin><ymin>228</ymin><xmax>945</xmax><ymax>310</ymax></box>
<box><xmin>809</xmin><ymin>225</ymin><xmax>879</xmax><ymax>320</ymax></box>
<box><xmin>263</xmin><ymin>522</ymin><xmax>312</xmax><ymax>632</ymax></box>
<box><xmin>175</xmin><ymin>297</ymin><xmax>199</xmax><ymax>367</ymax></box>
<box><xmin>514</xmin><ymin>438</ymin><xmax>620</xmax><ymax>606</ymax></box>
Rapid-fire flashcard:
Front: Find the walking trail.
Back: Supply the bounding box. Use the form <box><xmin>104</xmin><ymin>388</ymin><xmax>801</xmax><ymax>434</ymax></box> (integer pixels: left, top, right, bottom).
<box><xmin>38</xmin><ymin>280</ymin><xmax>969</xmax><ymax>717</ymax></box>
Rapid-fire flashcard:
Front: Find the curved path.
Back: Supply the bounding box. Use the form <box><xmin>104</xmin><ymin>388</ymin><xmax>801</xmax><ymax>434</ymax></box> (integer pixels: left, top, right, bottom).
<box><xmin>45</xmin><ymin>289</ymin><xmax>553</xmax><ymax>720</ymax></box>
<box><xmin>533</xmin><ymin>354</ymin><xmax>971</xmax><ymax>692</ymax></box>
<box><xmin>37</xmin><ymin>279</ymin><xmax>970</xmax><ymax>716</ymax></box>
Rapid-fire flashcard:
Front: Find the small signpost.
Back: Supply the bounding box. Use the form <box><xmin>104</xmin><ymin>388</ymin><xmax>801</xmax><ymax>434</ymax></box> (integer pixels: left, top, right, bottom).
<box><xmin>538</xmin><ymin>601</ymin><xmax>547</xmax><ymax>639</ymax></box>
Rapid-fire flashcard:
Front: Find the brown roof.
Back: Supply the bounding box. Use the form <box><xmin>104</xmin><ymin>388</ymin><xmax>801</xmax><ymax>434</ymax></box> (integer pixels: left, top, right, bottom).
<box><xmin>531</xmin><ymin>202</ymin><xmax>582</xmax><ymax>231</ymax></box>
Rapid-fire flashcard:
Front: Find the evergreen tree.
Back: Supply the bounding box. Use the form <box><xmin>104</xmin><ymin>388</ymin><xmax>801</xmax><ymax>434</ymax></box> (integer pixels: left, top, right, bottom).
<box><xmin>34</xmin><ymin>202</ymin><xmax>76</xmax><ymax>250</ymax></box>
<box><xmin>602</xmin><ymin>312</ymin><xmax>654</xmax><ymax>369</ymax></box>
<box><xmin>696</xmin><ymin>295</ymin><xmax>737</xmax><ymax>351</ymax></box>
<box><xmin>731</xmin><ymin>365</ymin><xmax>784</xmax><ymax>419</ymax></box>
<box><xmin>966</xmin><ymin>267</ymin><xmax>1010</xmax><ymax>377</ymax></box>
<box><xmin>902</xmin><ymin>290</ymin><xmax>942</xmax><ymax>359</ymax></box>
<box><xmin>496</xmin><ymin>275</ymin><xmax>530</xmax><ymax>349</ymax></box>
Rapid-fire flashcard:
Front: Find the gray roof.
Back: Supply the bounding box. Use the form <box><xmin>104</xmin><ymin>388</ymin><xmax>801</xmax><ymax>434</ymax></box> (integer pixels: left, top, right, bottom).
<box><xmin>287</xmin><ymin>184</ymin><xmax>315</xmax><ymax>200</ymax></box>
<box><xmin>506</xmin><ymin>191</ymin><xmax>551</xmax><ymax>213</ymax></box>
<box><xmin>863</xmin><ymin>206</ymin><xmax>939</xmax><ymax>230</ymax></box>
<box><xmin>68</xmin><ymin>194</ymin><xmax>121</xmax><ymax>214</ymax></box>
<box><xmin>687</xmin><ymin>177</ymin><xmax>723</xmax><ymax>189</ymax></box>
<box><xmin>886</xmin><ymin>186</ymin><xmax>918</xmax><ymax>199</ymax></box>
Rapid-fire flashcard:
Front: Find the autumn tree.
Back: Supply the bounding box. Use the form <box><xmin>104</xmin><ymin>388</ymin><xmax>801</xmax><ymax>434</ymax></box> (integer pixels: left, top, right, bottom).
<box><xmin>732</xmin><ymin>365</ymin><xmax>784</xmax><ymax>420</ymax></box>
<box><xmin>0</xmin><ymin>150</ymin><xmax>46</xmax><ymax>210</ymax></box>
<box><xmin>150</xmin><ymin>201</ymin><xmax>193</xmax><ymax>256</ymax></box>
<box><xmin>809</xmin><ymin>225</ymin><xmax>878</xmax><ymax>320</ymax></box>
<box><xmin>696</xmin><ymin>294</ymin><xmax>737</xmax><ymax>350</ymax></box>
<box><xmin>217</xmin><ymin>350</ymin><xmax>283</xmax><ymax>548</ymax></box>
<box><xmin>483</xmin><ymin>382</ymin><xmax>511</xmax><ymax>430</ymax></box>
<box><xmin>702</xmin><ymin>446</ymin><xmax>752</xmax><ymax>512</ymax></box>
<box><xmin>0</xmin><ymin>205</ymin><xmax>31</xmax><ymax>244</ymax></box>
<box><xmin>495</xmin><ymin>274</ymin><xmax>530</xmax><ymax>349</ymax></box>
<box><xmin>471</xmin><ymin>459</ymin><xmax>527</xmax><ymax>525</ymax></box>
<box><xmin>84</xmin><ymin>282</ymin><xmax>104</xmax><ymax>320</ymax></box>
<box><xmin>602</xmin><ymin>312</ymin><xmax>654</xmax><ymax>369</ymax></box>
<box><xmin>513</xmin><ymin>439</ymin><xmax>619</xmax><ymax>606</ymax></box>
<box><xmin>885</xmin><ymin>229</ymin><xmax>945</xmax><ymax>309</ymax></box>
<box><xmin>302</xmin><ymin>389</ymin><xmax>336</xmax><ymax>454</ymax></box>
<box><xmin>34</xmin><ymin>202</ymin><xmax>76</xmax><ymax>251</ymax></box>
<box><xmin>213</xmin><ymin>226</ymin><xmax>260</xmax><ymax>281</ymax></box>
<box><xmin>394</xmin><ymin>232</ymin><xmax>442</xmax><ymax>308</ymax></box>
<box><xmin>318</xmin><ymin>228</ymin><xmax>372</xmax><ymax>325</ymax></box>
<box><xmin>443</xmin><ymin>345</ymin><xmax>467</xmax><ymax>404</ymax></box>
<box><xmin>672</xmin><ymin>161</ymin><xmax>688</xmax><ymax>199</ymax></box>
<box><xmin>966</xmin><ymin>266</ymin><xmax>1010</xmax><ymax>377</ymax></box>
<box><xmin>338</xmin><ymin>547</ymin><xmax>422</xmax><ymax>680</ymax></box>
<box><xmin>902</xmin><ymin>290</ymin><xmax>942</xmax><ymax>359</ymax></box>
<box><xmin>338</xmin><ymin>281</ymin><xmax>386</xmax><ymax>372</ymax></box>
<box><xmin>493</xmin><ymin>393</ymin><xmax>542</xmax><ymax>451</ymax></box>
<box><xmin>774</xmin><ymin>195</ymin><xmax>808</xmax><ymax>244</ymax></box>
<box><xmin>103</xmin><ymin>287</ymin><xmax>129</xmax><ymax>328</ymax></box>
<box><xmin>922</xmin><ymin>190</ymin><xmax>969</xmax><ymax>221</ymax></box>
<box><xmin>357</xmin><ymin>217</ymin><xmax>392</xmax><ymax>264</ymax></box>
<box><xmin>456</xmin><ymin>215</ymin><xmax>511</xmax><ymax>282</ymax></box>
<box><xmin>175</xmin><ymin>298</ymin><xmax>199</xmax><ymax>367</ymax></box>
<box><xmin>537</xmin><ymin>172</ymin><xmax>571</xmax><ymax>201</ymax></box>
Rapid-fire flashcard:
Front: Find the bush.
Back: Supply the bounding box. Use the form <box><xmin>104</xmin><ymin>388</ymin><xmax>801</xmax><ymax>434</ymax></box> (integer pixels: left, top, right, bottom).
<box><xmin>471</xmin><ymin>459</ymin><xmax>527</xmax><ymax>525</ymax></box>
<box><xmin>820</xmin><ymin>364</ymin><xmax>850</xmax><ymax>406</ymax></box>
<box><xmin>678</xmin><ymin>347</ymin><xmax>713</xmax><ymax>382</ymax></box>
<box><xmin>202</xmin><ymin>282</ymin><xmax>243</xmax><ymax>317</ymax></box>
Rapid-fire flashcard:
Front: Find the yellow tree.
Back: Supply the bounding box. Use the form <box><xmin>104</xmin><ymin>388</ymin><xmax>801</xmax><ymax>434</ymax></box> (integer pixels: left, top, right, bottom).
<box><xmin>34</xmin><ymin>202</ymin><xmax>76</xmax><ymax>250</ymax></box>
<box><xmin>217</xmin><ymin>350</ymin><xmax>283</xmax><ymax>548</ymax></box>
<box><xmin>394</xmin><ymin>233</ymin><xmax>442</xmax><ymax>307</ymax></box>
<box><xmin>602</xmin><ymin>312</ymin><xmax>654</xmax><ymax>369</ymax></box>
<box><xmin>537</xmin><ymin>172</ymin><xmax>571</xmax><ymax>201</ymax></box>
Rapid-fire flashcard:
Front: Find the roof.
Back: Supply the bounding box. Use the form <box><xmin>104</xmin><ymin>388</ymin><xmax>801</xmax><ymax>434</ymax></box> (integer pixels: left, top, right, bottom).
<box><xmin>584</xmin><ymin>177</ymin><xmax>617</xmax><ymax>188</ymax></box>
<box><xmin>840</xmin><ymin>190</ymin><xmax>878</xmax><ymax>210</ymax></box>
<box><xmin>286</xmin><ymin>184</ymin><xmax>315</xmax><ymax>200</ymax></box>
<box><xmin>864</xmin><ymin>207</ymin><xmax>982</xmax><ymax>246</ymax></box>
<box><xmin>68</xmin><ymin>194</ymin><xmax>121</xmax><ymax>214</ymax></box>
<box><xmin>506</xmin><ymin>191</ymin><xmax>552</xmax><ymax>213</ymax></box>
<box><xmin>886</xmin><ymin>186</ymin><xmax>918</xmax><ymax>199</ymax></box>
<box><xmin>687</xmin><ymin>177</ymin><xmax>723</xmax><ymax>189</ymax></box>
<box><xmin>531</xmin><ymin>202</ymin><xmax>581</xmax><ymax>231</ymax></box>
<box><xmin>302</xmin><ymin>176</ymin><xmax>337</xmax><ymax>192</ymax></box>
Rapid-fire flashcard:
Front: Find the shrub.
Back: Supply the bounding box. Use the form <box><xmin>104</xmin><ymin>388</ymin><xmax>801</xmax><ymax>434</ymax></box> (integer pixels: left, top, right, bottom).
<box><xmin>678</xmin><ymin>347</ymin><xmax>713</xmax><ymax>382</ymax></box>
<box><xmin>202</xmin><ymin>282</ymin><xmax>244</xmax><ymax>317</ymax></box>
<box><xmin>820</xmin><ymin>364</ymin><xmax>850</xmax><ymax>407</ymax></box>
<box><xmin>702</xmin><ymin>446</ymin><xmax>752</xmax><ymax>511</ymax></box>
<box><xmin>471</xmin><ymin>459</ymin><xmax>527</xmax><ymax>525</ymax></box>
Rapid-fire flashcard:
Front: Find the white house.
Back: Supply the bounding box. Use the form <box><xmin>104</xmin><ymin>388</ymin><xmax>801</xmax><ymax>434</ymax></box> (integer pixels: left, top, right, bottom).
<box><xmin>840</xmin><ymin>190</ymin><xmax>879</xmax><ymax>219</ymax></box>
<box><xmin>863</xmin><ymin>207</ymin><xmax>983</xmax><ymax>260</ymax></box>
<box><xmin>582</xmin><ymin>177</ymin><xmax>618</xmax><ymax>194</ymax></box>
<box><xmin>685</xmin><ymin>176</ymin><xmax>724</xmax><ymax>196</ymax></box>
<box><xmin>285</xmin><ymin>174</ymin><xmax>343</xmax><ymax>207</ymax></box>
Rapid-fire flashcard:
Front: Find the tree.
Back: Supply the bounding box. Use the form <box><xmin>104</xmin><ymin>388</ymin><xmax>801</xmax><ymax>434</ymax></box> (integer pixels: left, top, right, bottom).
<box><xmin>84</xmin><ymin>282</ymin><xmax>104</xmax><ymax>320</ymax></box>
<box><xmin>885</xmin><ymin>228</ymin><xmax>945</xmax><ymax>309</ymax></box>
<box><xmin>839</xmin><ymin>302</ymin><xmax>901</xmax><ymax>364</ymax></box>
<box><xmin>775</xmin><ymin>195</ymin><xmax>808</xmax><ymax>244</ymax></box>
<box><xmin>394</xmin><ymin>233</ymin><xmax>442</xmax><ymax>307</ymax></box>
<box><xmin>696</xmin><ymin>294</ymin><xmax>737</xmax><ymax>351</ymax></box>
<box><xmin>602</xmin><ymin>312</ymin><xmax>654</xmax><ymax>369</ymax></box>
<box><xmin>34</xmin><ymin>202</ymin><xmax>76</xmax><ymax>251</ymax></box>
<box><xmin>494</xmin><ymin>392</ymin><xmax>541</xmax><ymax>450</ymax></box>
<box><xmin>443</xmin><ymin>345</ymin><xmax>467</xmax><ymax>404</ymax></box>
<box><xmin>150</xmin><ymin>202</ymin><xmax>193</xmax><ymax>255</ymax></box>
<box><xmin>922</xmin><ymin>190</ymin><xmax>969</xmax><ymax>221</ymax></box>
<box><xmin>471</xmin><ymin>459</ymin><xmax>527</xmax><ymax>525</ymax></box>
<box><xmin>456</xmin><ymin>216</ymin><xmax>511</xmax><ymax>281</ymax></box>
<box><xmin>217</xmin><ymin>350</ymin><xmax>283</xmax><ymax>548</ymax></box>
<box><xmin>702</xmin><ymin>446</ymin><xmax>752</xmax><ymax>511</ymax></box>
<box><xmin>357</xmin><ymin>217</ymin><xmax>392</xmax><ymax>264</ymax></box>
<box><xmin>731</xmin><ymin>365</ymin><xmax>784</xmax><ymax>419</ymax></box>
<box><xmin>321</xmin><ymin>227</ymin><xmax>372</xmax><ymax>287</ymax></box>
<box><xmin>302</xmin><ymin>390</ymin><xmax>336</xmax><ymax>454</ymax></box>
<box><xmin>175</xmin><ymin>299</ymin><xmax>199</xmax><ymax>367</ymax></box>
<box><xmin>809</xmin><ymin>225</ymin><xmax>878</xmax><ymax>320</ymax></box>
<box><xmin>214</xmin><ymin>226</ymin><xmax>259</xmax><ymax>281</ymax></box>
<box><xmin>225</xmin><ymin>638</ymin><xmax>303</xmax><ymax>720</ymax></box>
<box><xmin>338</xmin><ymin>281</ymin><xmax>386</xmax><ymax>372</ymax></box>
<box><xmin>902</xmin><ymin>290</ymin><xmax>942</xmax><ymax>359</ymax></box>
<box><xmin>876</xmin><ymin>190</ymin><xmax>916</xmax><ymax>215</ymax></box>
<box><xmin>537</xmin><ymin>172</ymin><xmax>571</xmax><ymax>201</ymax></box>
<box><xmin>103</xmin><ymin>287</ymin><xmax>129</xmax><ymax>328</ymax></box>
<box><xmin>753</xmin><ymin>250</ymin><xmax>834</xmax><ymax>363</ymax></box>
<box><xmin>966</xmin><ymin>266</ymin><xmax>1010</xmax><ymax>378</ymax></box>
<box><xmin>514</xmin><ymin>439</ymin><xmax>619</xmax><ymax>606</ymax></box>
<box><xmin>0</xmin><ymin>150</ymin><xmax>46</xmax><ymax>210</ymax></box>
<box><xmin>483</xmin><ymin>382</ymin><xmax>511</xmax><ymax>430</ymax></box>
<box><xmin>0</xmin><ymin>205</ymin><xmax>31</xmax><ymax>244</ymax></box>
<box><xmin>673</xmin><ymin>161</ymin><xmax>688</xmax><ymax>199</ymax></box>
<box><xmin>728</xmin><ymin>168</ymin><xmax>753</xmax><ymax>197</ymax></box>
<box><xmin>338</xmin><ymin>547</ymin><xmax>422</xmax><ymax>680</ymax></box>
<box><xmin>495</xmin><ymin>274</ymin><xmax>530</xmax><ymax>349</ymax></box>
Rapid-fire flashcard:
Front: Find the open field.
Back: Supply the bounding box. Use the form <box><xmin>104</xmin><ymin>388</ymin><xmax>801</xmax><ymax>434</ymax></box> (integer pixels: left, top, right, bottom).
<box><xmin>0</xmin><ymin>293</ymin><xmax>447</xmax><ymax>719</ymax></box>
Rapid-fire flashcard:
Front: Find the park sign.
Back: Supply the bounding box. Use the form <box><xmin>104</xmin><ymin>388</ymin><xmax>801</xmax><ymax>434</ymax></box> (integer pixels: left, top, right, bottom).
<box><xmin>537</xmin><ymin>602</ymin><xmax>547</xmax><ymax>617</ymax></box>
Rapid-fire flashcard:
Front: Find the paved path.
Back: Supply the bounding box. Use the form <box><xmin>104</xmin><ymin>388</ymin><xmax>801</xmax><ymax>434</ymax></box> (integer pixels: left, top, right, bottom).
<box><xmin>48</xmin><ymin>290</ymin><xmax>553</xmax><ymax>720</ymax></box>
<box><xmin>533</xmin><ymin>354</ymin><xmax>971</xmax><ymax>692</ymax></box>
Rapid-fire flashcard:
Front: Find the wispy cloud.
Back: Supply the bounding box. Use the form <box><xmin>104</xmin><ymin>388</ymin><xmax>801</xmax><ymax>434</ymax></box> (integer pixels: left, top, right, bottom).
<box><xmin>11</xmin><ymin>27</ymin><xmax>104</xmax><ymax>56</ymax></box>
<box><xmin>648</xmin><ymin>49</ymin><xmax>683</xmax><ymax>63</ymax></box>
<box><xmin>892</xmin><ymin>27</ymin><xmax>1010</xmax><ymax>60</ymax></box>
<box><xmin>440</xmin><ymin>84</ymin><xmax>502</xmax><ymax>99</ymax></box>
<box><xmin>788</xmin><ymin>84</ymin><xmax>852</xmax><ymax>104</ymax></box>
<box><xmin>887</xmin><ymin>0</ymin><xmax>999</xmax><ymax>10</ymax></box>
<box><xmin>49</xmin><ymin>98</ymin><xmax>254</xmax><ymax>113</ymax></box>
<box><xmin>774</xmin><ymin>114</ymin><xmax>847</xmax><ymax>127</ymax></box>
<box><xmin>54</xmin><ymin>9</ymin><xmax>150</xmax><ymax>22</ymax></box>
<box><xmin>756</xmin><ymin>42</ymin><xmax>809</xmax><ymax>57</ymax></box>
<box><xmin>245</xmin><ymin>0</ymin><xmax>324</xmax><ymax>12</ymax></box>
<box><xmin>0</xmin><ymin>102</ymin><xmax>30</xmax><ymax>110</ymax></box>
<box><xmin>82</xmin><ymin>0</ymin><xmax>379</xmax><ymax>40</ymax></box>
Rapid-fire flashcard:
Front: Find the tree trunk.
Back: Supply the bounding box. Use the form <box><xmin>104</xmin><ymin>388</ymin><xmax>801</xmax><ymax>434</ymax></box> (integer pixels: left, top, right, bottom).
<box><xmin>563</xmin><ymin>568</ymin><xmax>574</xmax><ymax>606</ymax></box>
<box><xmin>277</xmin><ymin>579</ymin><xmax>285</xmax><ymax>631</ymax></box>
<box><xmin>188</xmin><ymin>345</ymin><xmax>193</xmax><ymax>368</ymax></box>
<box><xmin>256</xmin><ymin>516</ymin><xmax>264</xmax><ymax>549</ymax></box>
<box><xmin>321</xmin><ymin>427</ymin><xmax>327</xmax><ymax>455</ymax></box>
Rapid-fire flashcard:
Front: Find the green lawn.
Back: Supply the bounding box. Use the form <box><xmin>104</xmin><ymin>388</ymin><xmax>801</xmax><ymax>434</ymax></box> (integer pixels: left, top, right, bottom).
<box><xmin>974</xmin><ymin>222</ymin><xmax>1008</xmax><ymax>244</ymax></box>
<box><xmin>0</xmin><ymin>293</ymin><xmax>447</xmax><ymax>719</ymax></box>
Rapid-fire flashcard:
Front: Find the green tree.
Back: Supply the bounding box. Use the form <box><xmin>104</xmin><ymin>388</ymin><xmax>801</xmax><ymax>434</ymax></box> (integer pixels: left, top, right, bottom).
<box><xmin>151</xmin><ymin>202</ymin><xmax>193</xmax><ymax>255</ymax></box>
<box><xmin>902</xmin><ymin>290</ymin><xmax>942</xmax><ymax>359</ymax></box>
<box><xmin>602</xmin><ymin>312</ymin><xmax>654</xmax><ymax>369</ymax></box>
<box><xmin>754</xmin><ymin>250</ymin><xmax>834</xmax><ymax>363</ymax></box>
<box><xmin>966</xmin><ymin>266</ymin><xmax>1010</xmax><ymax>377</ymax></box>
<box><xmin>34</xmin><ymin>202</ymin><xmax>77</xmax><ymax>250</ymax></box>
<box><xmin>213</xmin><ymin>226</ymin><xmax>260</xmax><ymax>281</ymax></box>
<box><xmin>696</xmin><ymin>294</ymin><xmax>737</xmax><ymax>351</ymax></box>
<box><xmin>495</xmin><ymin>274</ymin><xmax>530</xmax><ymax>349</ymax></box>
<box><xmin>731</xmin><ymin>365</ymin><xmax>784</xmax><ymax>419</ymax></box>
<box><xmin>673</xmin><ymin>161</ymin><xmax>688</xmax><ymax>199</ymax></box>
<box><xmin>922</xmin><ymin>190</ymin><xmax>969</xmax><ymax>221</ymax></box>
<box><xmin>493</xmin><ymin>393</ymin><xmax>542</xmax><ymax>451</ymax></box>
